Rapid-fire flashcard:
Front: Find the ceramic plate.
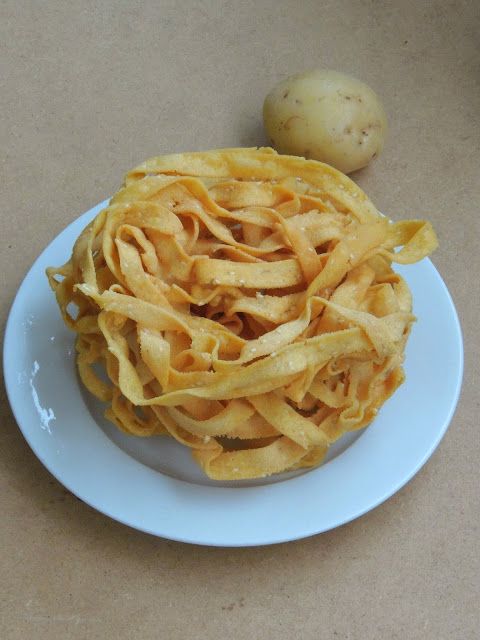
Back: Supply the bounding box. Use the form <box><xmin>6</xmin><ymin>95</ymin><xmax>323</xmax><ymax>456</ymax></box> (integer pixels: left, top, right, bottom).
<box><xmin>4</xmin><ymin>200</ymin><xmax>463</xmax><ymax>546</ymax></box>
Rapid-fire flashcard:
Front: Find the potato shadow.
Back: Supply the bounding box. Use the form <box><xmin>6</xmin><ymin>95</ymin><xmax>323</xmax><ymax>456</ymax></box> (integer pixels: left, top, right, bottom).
<box><xmin>348</xmin><ymin>165</ymin><xmax>370</xmax><ymax>183</ymax></box>
<box><xmin>236</xmin><ymin>114</ymin><xmax>271</xmax><ymax>149</ymax></box>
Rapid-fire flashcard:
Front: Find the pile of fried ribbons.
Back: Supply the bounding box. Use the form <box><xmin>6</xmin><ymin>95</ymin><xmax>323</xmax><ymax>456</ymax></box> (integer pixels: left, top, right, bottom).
<box><xmin>47</xmin><ymin>148</ymin><xmax>438</xmax><ymax>480</ymax></box>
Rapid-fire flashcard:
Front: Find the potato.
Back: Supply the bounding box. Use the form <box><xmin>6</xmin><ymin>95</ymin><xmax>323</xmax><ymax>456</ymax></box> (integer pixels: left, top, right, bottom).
<box><xmin>263</xmin><ymin>69</ymin><xmax>387</xmax><ymax>174</ymax></box>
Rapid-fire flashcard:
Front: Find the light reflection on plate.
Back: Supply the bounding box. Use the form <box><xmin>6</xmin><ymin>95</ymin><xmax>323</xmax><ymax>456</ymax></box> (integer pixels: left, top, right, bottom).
<box><xmin>4</xmin><ymin>200</ymin><xmax>463</xmax><ymax>546</ymax></box>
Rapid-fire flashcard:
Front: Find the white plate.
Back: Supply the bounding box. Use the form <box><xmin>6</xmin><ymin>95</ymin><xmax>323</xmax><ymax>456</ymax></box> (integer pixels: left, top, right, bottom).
<box><xmin>4</xmin><ymin>200</ymin><xmax>463</xmax><ymax>547</ymax></box>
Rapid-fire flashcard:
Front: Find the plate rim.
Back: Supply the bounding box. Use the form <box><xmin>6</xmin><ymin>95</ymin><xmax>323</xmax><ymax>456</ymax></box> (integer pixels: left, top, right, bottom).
<box><xmin>3</xmin><ymin>200</ymin><xmax>464</xmax><ymax>547</ymax></box>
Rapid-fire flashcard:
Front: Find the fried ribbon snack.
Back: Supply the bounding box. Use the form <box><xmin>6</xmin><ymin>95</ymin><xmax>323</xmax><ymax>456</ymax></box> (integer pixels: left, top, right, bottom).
<box><xmin>47</xmin><ymin>148</ymin><xmax>438</xmax><ymax>480</ymax></box>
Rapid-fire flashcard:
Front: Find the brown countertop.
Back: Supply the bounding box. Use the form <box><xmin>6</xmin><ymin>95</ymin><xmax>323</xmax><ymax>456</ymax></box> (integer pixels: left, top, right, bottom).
<box><xmin>1</xmin><ymin>1</ymin><xmax>478</xmax><ymax>638</ymax></box>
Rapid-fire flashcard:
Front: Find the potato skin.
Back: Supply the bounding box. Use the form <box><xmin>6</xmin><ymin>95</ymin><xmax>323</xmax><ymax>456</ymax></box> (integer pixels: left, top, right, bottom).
<box><xmin>263</xmin><ymin>70</ymin><xmax>387</xmax><ymax>174</ymax></box>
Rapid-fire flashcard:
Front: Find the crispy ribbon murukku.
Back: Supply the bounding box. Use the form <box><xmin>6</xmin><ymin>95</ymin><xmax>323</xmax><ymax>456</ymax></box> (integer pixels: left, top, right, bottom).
<box><xmin>47</xmin><ymin>148</ymin><xmax>438</xmax><ymax>479</ymax></box>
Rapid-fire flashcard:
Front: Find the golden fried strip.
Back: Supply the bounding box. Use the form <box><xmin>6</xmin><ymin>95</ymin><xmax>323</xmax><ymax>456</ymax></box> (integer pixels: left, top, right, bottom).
<box><xmin>47</xmin><ymin>148</ymin><xmax>438</xmax><ymax>480</ymax></box>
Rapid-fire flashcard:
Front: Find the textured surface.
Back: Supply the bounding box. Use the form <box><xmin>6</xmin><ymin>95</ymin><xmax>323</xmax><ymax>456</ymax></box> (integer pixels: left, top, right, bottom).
<box><xmin>1</xmin><ymin>1</ymin><xmax>478</xmax><ymax>638</ymax></box>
